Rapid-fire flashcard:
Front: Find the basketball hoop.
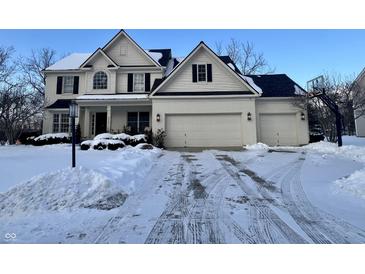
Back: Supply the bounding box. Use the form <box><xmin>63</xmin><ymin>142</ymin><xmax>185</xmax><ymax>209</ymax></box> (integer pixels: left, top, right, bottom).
<box><xmin>306</xmin><ymin>75</ymin><xmax>343</xmax><ymax>147</ymax></box>
<box><xmin>307</xmin><ymin>75</ymin><xmax>324</xmax><ymax>95</ymax></box>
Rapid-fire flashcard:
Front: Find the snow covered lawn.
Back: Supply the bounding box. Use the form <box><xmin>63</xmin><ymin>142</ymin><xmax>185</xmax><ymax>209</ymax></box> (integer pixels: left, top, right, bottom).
<box><xmin>1</xmin><ymin>139</ymin><xmax>365</xmax><ymax>243</ymax></box>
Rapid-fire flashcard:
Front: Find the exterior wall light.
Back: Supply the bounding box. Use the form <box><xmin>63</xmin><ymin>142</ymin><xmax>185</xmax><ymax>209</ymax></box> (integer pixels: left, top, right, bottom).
<box><xmin>301</xmin><ymin>112</ymin><xmax>305</xmax><ymax>120</ymax></box>
<box><xmin>247</xmin><ymin>112</ymin><xmax>252</xmax><ymax>121</ymax></box>
<box><xmin>156</xmin><ymin>113</ymin><xmax>161</xmax><ymax>122</ymax></box>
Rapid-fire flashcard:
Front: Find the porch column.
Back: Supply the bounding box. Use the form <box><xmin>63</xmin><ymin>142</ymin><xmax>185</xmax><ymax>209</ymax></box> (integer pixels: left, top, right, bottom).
<box><xmin>107</xmin><ymin>105</ymin><xmax>112</xmax><ymax>132</ymax></box>
<box><xmin>84</xmin><ymin>108</ymin><xmax>90</xmax><ymax>137</ymax></box>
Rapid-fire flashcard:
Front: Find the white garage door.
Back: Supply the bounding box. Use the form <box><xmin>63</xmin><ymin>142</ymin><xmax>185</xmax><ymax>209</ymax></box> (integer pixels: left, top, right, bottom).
<box><xmin>166</xmin><ymin>114</ymin><xmax>242</xmax><ymax>147</ymax></box>
<box><xmin>259</xmin><ymin>113</ymin><xmax>298</xmax><ymax>146</ymax></box>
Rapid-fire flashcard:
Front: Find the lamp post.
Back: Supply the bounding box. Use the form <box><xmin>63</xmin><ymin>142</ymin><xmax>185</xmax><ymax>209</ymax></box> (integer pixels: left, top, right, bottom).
<box><xmin>69</xmin><ymin>100</ymin><xmax>78</xmax><ymax>168</ymax></box>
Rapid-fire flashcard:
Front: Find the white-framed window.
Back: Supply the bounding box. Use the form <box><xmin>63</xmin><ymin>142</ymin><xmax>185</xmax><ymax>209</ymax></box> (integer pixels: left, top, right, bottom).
<box><xmin>127</xmin><ymin>112</ymin><xmax>150</xmax><ymax>134</ymax></box>
<box><xmin>93</xmin><ymin>71</ymin><xmax>108</xmax><ymax>89</ymax></box>
<box><xmin>197</xmin><ymin>64</ymin><xmax>207</xmax><ymax>82</ymax></box>
<box><xmin>53</xmin><ymin>113</ymin><xmax>69</xmax><ymax>133</ymax></box>
<box><xmin>133</xmin><ymin>73</ymin><xmax>145</xmax><ymax>92</ymax></box>
<box><xmin>63</xmin><ymin>76</ymin><xmax>74</xmax><ymax>93</ymax></box>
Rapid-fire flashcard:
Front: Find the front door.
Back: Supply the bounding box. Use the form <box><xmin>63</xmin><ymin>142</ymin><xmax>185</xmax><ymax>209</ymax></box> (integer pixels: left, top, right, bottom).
<box><xmin>95</xmin><ymin>112</ymin><xmax>107</xmax><ymax>135</ymax></box>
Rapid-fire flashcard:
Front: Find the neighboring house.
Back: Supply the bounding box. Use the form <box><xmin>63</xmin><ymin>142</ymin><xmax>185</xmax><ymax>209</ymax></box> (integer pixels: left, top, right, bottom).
<box><xmin>352</xmin><ymin>68</ymin><xmax>365</xmax><ymax>137</ymax></box>
<box><xmin>43</xmin><ymin>30</ymin><xmax>309</xmax><ymax>147</ymax></box>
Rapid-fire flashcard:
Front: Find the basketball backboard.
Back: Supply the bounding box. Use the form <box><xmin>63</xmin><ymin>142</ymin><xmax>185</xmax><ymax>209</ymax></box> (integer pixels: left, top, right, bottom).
<box><xmin>307</xmin><ymin>75</ymin><xmax>324</xmax><ymax>97</ymax></box>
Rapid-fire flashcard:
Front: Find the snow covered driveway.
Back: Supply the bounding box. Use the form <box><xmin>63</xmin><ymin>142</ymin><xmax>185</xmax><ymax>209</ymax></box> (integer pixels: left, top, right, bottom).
<box><xmin>1</xmin><ymin>143</ymin><xmax>365</xmax><ymax>243</ymax></box>
<box><xmin>91</xmin><ymin>148</ymin><xmax>365</xmax><ymax>244</ymax></box>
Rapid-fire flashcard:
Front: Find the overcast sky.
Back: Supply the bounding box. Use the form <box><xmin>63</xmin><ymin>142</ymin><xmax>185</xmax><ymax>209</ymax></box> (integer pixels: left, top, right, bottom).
<box><xmin>1</xmin><ymin>29</ymin><xmax>364</xmax><ymax>87</ymax></box>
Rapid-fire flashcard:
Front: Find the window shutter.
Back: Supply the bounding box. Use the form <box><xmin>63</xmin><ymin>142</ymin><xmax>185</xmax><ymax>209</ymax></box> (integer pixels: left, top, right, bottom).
<box><xmin>73</xmin><ymin>76</ymin><xmax>79</xmax><ymax>94</ymax></box>
<box><xmin>145</xmin><ymin>73</ymin><xmax>150</xmax><ymax>92</ymax></box>
<box><xmin>128</xmin><ymin>73</ymin><xmax>133</xmax><ymax>92</ymax></box>
<box><xmin>207</xmin><ymin>64</ymin><xmax>212</xmax><ymax>82</ymax></box>
<box><xmin>192</xmin><ymin>64</ymin><xmax>197</xmax><ymax>82</ymax></box>
<box><xmin>56</xmin><ymin>76</ymin><xmax>63</xmax><ymax>94</ymax></box>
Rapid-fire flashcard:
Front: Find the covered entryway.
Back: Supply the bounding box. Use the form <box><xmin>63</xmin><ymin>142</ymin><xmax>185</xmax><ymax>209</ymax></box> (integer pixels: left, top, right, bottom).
<box><xmin>259</xmin><ymin>113</ymin><xmax>297</xmax><ymax>146</ymax></box>
<box><xmin>94</xmin><ymin>112</ymin><xmax>107</xmax><ymax>135</ymax></box>
<box><xmin>165</xmin><ymin>114</ymin><xmax>242</xmax><ymax>147</ymax></box>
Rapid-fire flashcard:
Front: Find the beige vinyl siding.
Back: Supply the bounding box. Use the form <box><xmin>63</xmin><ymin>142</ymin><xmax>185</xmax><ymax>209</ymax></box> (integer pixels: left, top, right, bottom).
<box><xmin>116</xmin><ymin>72</ymin><xmax>162</xmax><ymax>93</ymax></box>
<box><xmin>157</xmin><ymin>48</ymin><xmax>250</xmax><ymax>93</ymax></box>
<box><xmin>44</xmin><ymin>72</ymin><xmax>86</xmax><ymax>106</ymax></box>
<box><xmin>104</xmin><ymin>35</ymin><xmax>156</xmax><ymax>66</ymax></box>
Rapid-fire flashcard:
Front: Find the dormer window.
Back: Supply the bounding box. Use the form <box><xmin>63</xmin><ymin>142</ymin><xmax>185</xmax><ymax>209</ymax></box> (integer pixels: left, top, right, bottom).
<box><xmin>93</xmin><ymin>71</ymin><xmax>108</xmax><ymax>89</ymax></box>
<box><xmin>197</xmin><ymin>64</ymin><xmax>207</xmax><ymax>82</ymax></box>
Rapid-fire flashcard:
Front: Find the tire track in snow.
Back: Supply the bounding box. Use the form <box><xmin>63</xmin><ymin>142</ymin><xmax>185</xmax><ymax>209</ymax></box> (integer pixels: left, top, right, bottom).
<box><xmin>94</xmin><ymin>152</ymin><xmax>181</xmax><ymax>244</ymax></box>
<box><xmin>280</xmin><ymin>159</ymin><xmax>365</xmax><ymax>244</ymax></box>
<box><xmin>214</xmin><ymin>154</ymin><xmax>307</xmax><ymax>244</ymax></box>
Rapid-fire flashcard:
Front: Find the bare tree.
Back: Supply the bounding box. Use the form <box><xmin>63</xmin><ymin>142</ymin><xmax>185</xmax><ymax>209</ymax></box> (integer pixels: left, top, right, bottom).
<box><xmin>297</xmin><ymin>72</ymin><xmax>358</xmax><ymax>142</ymax></box>
<box><xmin>215</xmin><ymin>38</ymin><xmax>274</xmax><ymax>74</ymax></box>
<box><xmin>20</xmin><ymin>48</ymin><xmax>57</xmax><ymax>97</ymax></box>
<box><xmin>0</xmin><ymin>47</ymin><xmax>43</xmax><ymax>144</ymax></box>
<box><xmin>214</xmin><ymin>41</ymin><xmax>223</xmax><ymax>56</ymax></box>
<box><xmin>0</xmin><ymin>47</ymin><xmax>15</xmax><ymax>81</ymax></box>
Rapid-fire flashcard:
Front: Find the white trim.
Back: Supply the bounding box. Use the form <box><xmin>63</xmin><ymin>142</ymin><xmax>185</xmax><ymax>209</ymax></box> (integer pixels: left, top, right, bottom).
<box><xmin>102</xmin><ymin>30</ymin><xmax>161</xmax><ymax>68</ymax></box>
<box><xmin>92</xmin><ymin>70</ymin><xmax>109</xmax><ymax>90</ymax></box>
<box><xmin>150</xmin><ymin>94</ymin><xmax>257</xmax><ymax>99</ymax></box>
<box><xmin>149</xmin><ymin>42</ymin><xmax>259</xmax><ymax>96</ymax></box>
<box><xmin>80</xmin><ymin>48</ymin><xmax>118</xmax><ymax>69</ymax></box>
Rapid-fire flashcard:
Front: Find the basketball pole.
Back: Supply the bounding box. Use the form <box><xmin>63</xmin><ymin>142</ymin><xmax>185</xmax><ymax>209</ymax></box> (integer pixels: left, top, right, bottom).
<box><xmin>307</xmin><ymin>76</ymin><xmax>343</xmax><ymax>147</ymax></box>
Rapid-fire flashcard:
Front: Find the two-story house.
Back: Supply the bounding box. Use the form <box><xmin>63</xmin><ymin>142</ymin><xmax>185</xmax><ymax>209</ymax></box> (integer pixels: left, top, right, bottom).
<box><xmin>43</xmin><ymin>30</ymin><xmax>309</xmax><ymax>147</ymax></box>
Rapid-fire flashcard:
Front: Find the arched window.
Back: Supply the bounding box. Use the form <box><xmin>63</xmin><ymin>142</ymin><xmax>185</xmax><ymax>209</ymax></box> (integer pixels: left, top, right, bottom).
<box><xmin>93</xmin><ymin>71</ymin><xmax>108</xmax><ymax>89</ymax></box>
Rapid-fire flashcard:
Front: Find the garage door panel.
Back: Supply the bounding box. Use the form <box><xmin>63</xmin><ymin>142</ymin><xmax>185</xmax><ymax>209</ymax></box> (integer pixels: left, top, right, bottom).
<box><xmin>166</xmin><ymin>114</ymin><xmax>242</xmax><ymax>147</ymax></box>
<box><xmin>259</xmin><ymin>114</ymin><xmax>297</xmax><ymax>146</ymax></box>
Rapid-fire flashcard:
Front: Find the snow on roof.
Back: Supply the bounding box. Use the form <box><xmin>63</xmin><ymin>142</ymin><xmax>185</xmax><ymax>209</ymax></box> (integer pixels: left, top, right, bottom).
<box><xmin>294</xmin><ymin>84</ymin><xmax>306</xmax><ymax>95</ymax></box>
<box><xmin>145</xmin><ymin>50</ymin><xmax>163</xmax><ymax>64</ymax></box>
<box><xmin>227</xmin><ymin>63</ymin><xmax>235</xmax><ymax>70</ymax></box>
<box><xmin>77</xmin><ymin>94</ymin><xmax>149</xmax><ymax>100</ymax></box>
<box><xmin>45</xmin><ymin>53</ymin><xmax>91</xmax><ymax>71</ymax></box>
<box><xmin>239</xmin><ymin>75</ymin><xmax>263</xmax><ymax>94</ymax></box>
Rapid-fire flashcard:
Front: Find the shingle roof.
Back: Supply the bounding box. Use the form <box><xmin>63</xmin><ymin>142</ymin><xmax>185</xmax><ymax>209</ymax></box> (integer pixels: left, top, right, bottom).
<box><xmin>146</xmin><ymin>49</ymin><xmax>172</xmax><ymax>67</ymax></box>
<box><xmin>218</xmin><ymin>56</ymin><xmax>242</xmax><ymax>74</ymax></box>
<box><xmin>46</xmin><ymin>99</ymin><xmax>72</xmax><ymax>109</ymax></box>
<box><xmin>246</xmin><ymin>74</ymin><xmax>306</xmax><ymax>97</ymax></box>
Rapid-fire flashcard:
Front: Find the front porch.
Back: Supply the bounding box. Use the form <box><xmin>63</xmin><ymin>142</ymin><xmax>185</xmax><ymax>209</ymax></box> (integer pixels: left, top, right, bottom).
<box><xmin>77</xmin><ymin>96</ymin><xmax>152</xmax><ymax>138</ymax></box>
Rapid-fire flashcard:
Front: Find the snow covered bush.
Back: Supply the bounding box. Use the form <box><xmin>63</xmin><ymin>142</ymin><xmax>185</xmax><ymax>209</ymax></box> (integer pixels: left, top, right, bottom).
<box><xmin>80</xmin><ymin>139</ymin><xmax>125</xmax><ymax>151</ymax></box>
<box><xmin>135</xmin><ymin>143</ymin><xmax>154</xmax><ymax>150</ymax></box>
<box><xmin>32</xmin><ymin>133</ymin><xmax>71</xmax><ymax>146</ymax></box>
<box><xmin>80</xmin><ymin>140</ymin><xmax>93</xmax><ymax>150</ymax></box>
<box><xmin>152</xmin><ymin>128</ymin><xmax>166</xmax><ymax>148</ymax></box>
<box><xmin>129</xmin><ymin>134</ymin><xmax>147</xmax><ymax>146</ymax></box>
<box><xmin>112</xmin><ymin>133</ymin><xmax>131</xmax><ymax>143</ymax></box>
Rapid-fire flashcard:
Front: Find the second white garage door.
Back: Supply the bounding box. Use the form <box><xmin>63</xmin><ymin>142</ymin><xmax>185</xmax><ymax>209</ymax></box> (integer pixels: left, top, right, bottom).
<box><xmin>259</xmin><ymin>113</ymin><xmax>298</xmax><ymax>146</ymax></box>
<box><xmin>166</xmin><ymin>114</ymin><xmax>242</xmax><ymax>147</ymax></box>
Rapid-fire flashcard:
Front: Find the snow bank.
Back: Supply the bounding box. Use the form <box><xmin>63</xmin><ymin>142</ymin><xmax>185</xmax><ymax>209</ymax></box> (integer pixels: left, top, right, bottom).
<box><xmin>34</xmin><ymin>133</ymin><xmax>69</xmax><ymax>141</ymax></box>
<box><xmin>245</xmin><ymin>143</ymin><xmax>269</xmax><ymax>151</ymax></box>
<box><xmin>304</xmin><ymin>141</ymin><xmax>365</xmax><ymax>200</ymax></box>
<box><xmin>334</xmin><ymin>169</ymin><xmax>365</xmax><ymax>199</ymax></box>
<box><xmin>0</xmin><ymin>167</ymin><xmax>127</xmax><ymax>217</ymax></box>
<box><xmin>0</xmin><ymin>146</ymin><xmax>162</xmax><ymax>217</ymax></box>
<box><xmin>304</xmin><ymin>141</ymin><xmax>365</xmax><ymax>163</ymax></box>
